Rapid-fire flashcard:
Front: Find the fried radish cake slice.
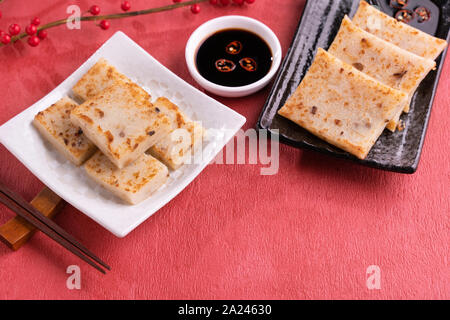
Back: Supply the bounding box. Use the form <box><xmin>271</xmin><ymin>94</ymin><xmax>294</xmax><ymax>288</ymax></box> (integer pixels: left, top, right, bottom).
<box><xmin>148</xmin><ymin>97</ymin><xmax>205</xmax><ymax>170</ymax></box>
<box><xmin>71</xmin><ymin>80</ymin><xmax>172</xmax><ymax>169</ymax></box>
<box><xmin>33</xmin><ymin>97</ymin><xmax>97</xmax><ymax>165</ymax></box>
<box><xmin>84</xmin><ymin>151</ymin><xmax>168</xmax><ymax>205</ymax></box>
<box><xmin>72</xmin><ymin>58</ymin><xmax>133</xmax><ymax>102</ymax></box>
<box><xmin>353</xmin><ymin>1</ymin><xmax>447</xmax><ymax>61</ymax></box>
<box><xmin>278</xmin><ymin>48</ymin><xmax>408</xmax><ymax>160</ymax></box>
<box><xmin>329</xmin><ymin>16</ymin><xmax>436</xmax><ymax>131</ymax></box>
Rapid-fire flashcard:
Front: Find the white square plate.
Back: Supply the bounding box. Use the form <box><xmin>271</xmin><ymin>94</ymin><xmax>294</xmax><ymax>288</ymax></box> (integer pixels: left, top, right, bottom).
<box><xmin>0</xmin><ymin>31</ymin><xmax>246</xmax><ymax>237</ymax></box>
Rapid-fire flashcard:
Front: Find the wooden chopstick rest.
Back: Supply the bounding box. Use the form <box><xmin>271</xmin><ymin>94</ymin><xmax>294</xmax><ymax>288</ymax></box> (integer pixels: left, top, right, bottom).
<box><xmin>0</xmin><ymin>187</ymin><xmax>65</xmax><ymax>251</ymax></box>
<box><xmin>0</xmin><ymin>182</ymin><xmax>109</xmax><ymax>273</ymax></box>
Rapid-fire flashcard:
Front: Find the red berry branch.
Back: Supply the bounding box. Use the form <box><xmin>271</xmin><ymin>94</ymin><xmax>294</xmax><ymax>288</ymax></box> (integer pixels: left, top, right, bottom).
<box><xmin>0</xmin><ymin>0</ymin><xmax>255</xmax><ymax>48</ymax></box>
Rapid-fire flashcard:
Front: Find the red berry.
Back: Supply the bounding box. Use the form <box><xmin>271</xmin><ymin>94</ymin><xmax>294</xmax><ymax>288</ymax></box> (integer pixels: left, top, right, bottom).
<box><xmin>233</xmin><ymin>0</ymin><xmax>245</xmax><ymax>5</ymax></box>
<box><xmin>8</xmin><ymin>24</ymin><xmax>21</xmax><ymax>36</ymax></box>
<box><xmin>37</xmin><ymin>30</ymin><xmax>48</xmax><ymax>40</ymax></box>
<box><xmin>245</xmin><ymin>0</ymin><xmax>255</xmax><ymax>3</ymax></box>
<box><xmin>210</xmin><ymin>0</ymin><xmax>218</xmax><ymax>4</ymax></box>
<box><xmin>99</xmin><ymin>20</ymin><xmax>110</xmax><ymax>30</ymax></box>
<box><xmin>220</xmin><ymin>0</ymin><xmax>230</xmax><ymax>5</ymax></box>
<box><xmin>31</xmin><ymin>17</ymin><xmax>41</xmax><ymax>26</ymax></box>
<box><xmin>121</xmin><ymin>1</ymin><xmax>131</xmax><ymax>11</ymax></box>
<box><xmin>27</xmin><ymin>35</ymin><xmax>40</xmax><ymax>47</ymax></box>
<box><xmin>173</xmin><ymin>0</ymin><xmax>182</xmax><ymax>2</ymax></box>
<box><xmin>1</xmin><ymin>33</ymin><xmax>11</xmax><ymax>45</ymax></box>
<box><xmin>26</xmin><ymin>24</ymin><xmax>37</xmax><ymax>36</ymax></box>
<box><xmin>191</xmin><ymin>4</ymin><xmax>201</xmax><ymax>13</ymax></box>
<box><xmin>89</xmin><ymin>5</ymin><xmax>101</xmax><ymax>15</ymax></box>
<box><xmin>0</xmin><ymin>10</ymin><xmax>2</xmax><ymax>19</ymax></box>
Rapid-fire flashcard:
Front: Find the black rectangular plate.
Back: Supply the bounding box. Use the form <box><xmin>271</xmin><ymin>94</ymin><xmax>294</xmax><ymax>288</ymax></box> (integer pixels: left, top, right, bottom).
<box><xmin>257</xmin><ymin>0</ymin><xmax>450</xmax><ymax>173</ymax></box>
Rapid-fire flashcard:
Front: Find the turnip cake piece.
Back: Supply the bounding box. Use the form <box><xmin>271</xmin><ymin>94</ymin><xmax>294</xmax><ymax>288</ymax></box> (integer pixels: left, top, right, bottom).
<box><xmin>278</xmin><ymin>49</ymin><xmax>408</xmax><ymax>160</ymax></box>
<box><xmin>72</xmin><ymin>58</ymin><xmax>133</xmax><ymax>102</ymax></box>
<box><xmin>353</xmin><ymin>1</ymin><xmax>447</xmax><ymax>61</ymax></box>
<box><xmin>84</xmin><ymin>151</ymin><xmax>169</xmax><ymax>205</ymax></box>
<box><xmin>70</xmin><ymin>80</ymin><xmax>172</xmax><ymax>169</ymax></box>
<box><xmin>149</xmin><ymin>97</ymin><xmax>205</xmax><ymax>170</ymax></box>
<box><xmin>33</xmin><ymin>97</ymin><xmax>97</xmax><ymax>165</ymax></box>
<box><xmin>329</xmin><ymin>16</ymin><xmax>436</xmax><ymax>131</ymax></box>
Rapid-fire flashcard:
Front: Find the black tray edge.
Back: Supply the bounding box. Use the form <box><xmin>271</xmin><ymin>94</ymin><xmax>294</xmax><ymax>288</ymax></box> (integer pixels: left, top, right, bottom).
<box><xmin>256</xmin><ymin>0</ymin><xmax>450</xmax><ymax>174</ymax></box>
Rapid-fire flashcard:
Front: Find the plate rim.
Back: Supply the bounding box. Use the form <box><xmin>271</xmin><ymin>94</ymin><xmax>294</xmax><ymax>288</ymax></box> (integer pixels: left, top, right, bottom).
<box><xmin>0</xmin><ymin>31</ymin><xmax>246</xmax><ymax>237</ymax></box>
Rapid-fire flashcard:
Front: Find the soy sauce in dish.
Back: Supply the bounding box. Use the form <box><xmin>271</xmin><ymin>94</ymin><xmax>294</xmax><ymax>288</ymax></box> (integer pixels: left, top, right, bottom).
<box><xmin>196</xmin><ymin>29</ymin><xmax>273</xmax><ymax>87</ymax></box>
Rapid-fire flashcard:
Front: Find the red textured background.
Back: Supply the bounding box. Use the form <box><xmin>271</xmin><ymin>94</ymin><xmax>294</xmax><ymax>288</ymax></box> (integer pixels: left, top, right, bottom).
<box><xmin>0</xmin><ymin>0</ymin><xmax>448</xmax><ymax>300</ymax></box>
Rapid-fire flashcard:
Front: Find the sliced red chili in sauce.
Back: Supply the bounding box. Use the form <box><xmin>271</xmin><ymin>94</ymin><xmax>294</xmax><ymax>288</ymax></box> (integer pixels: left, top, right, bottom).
<box><xmin>225</xmin><ymin>41</ymin><xmax>243</xmax><ymax>55</ymax></box>
<box><xmin>215</xmin><ymin>59</ymin><xmax>236</xmax><ymax>72</ymax></box>
<box><xmin>395</xmin><ymin>9</ymin><xmax>415</xmax><ymax>23</ymax></box>
<box><xmin>239</xmin><ymin>57</ymin><xmax>257</xmax><ymax>72</ymax></box>
<box><xmin>390</xmin><ymin>0</ymin><xmax>409</xmax><ymax>9</ymax></box>
<box><xmin>415</xmin><ymin>7</ymin><xmax>431</xmax><ymax>23</ymax></box>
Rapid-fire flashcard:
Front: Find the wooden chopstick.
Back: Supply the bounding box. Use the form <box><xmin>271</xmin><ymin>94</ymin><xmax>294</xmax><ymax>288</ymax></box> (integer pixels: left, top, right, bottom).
<box><xmin>0</xmin><ymin>187</ymin><xmax>65</xmax><ymax>251</ymax></box>
<box><xmin>0</xmin><ymin>182</ymin><xmax>109</xmax><ymax>274</ymax></box>
<box><xmin>0</xmin><ymin>181</ymin><xmax>110</xmax><ymax>270</ymax></box>
<box><xmin>0</xmin><ymin>192</ymin><xmax>106</xmax><ymax>274</ymax></box>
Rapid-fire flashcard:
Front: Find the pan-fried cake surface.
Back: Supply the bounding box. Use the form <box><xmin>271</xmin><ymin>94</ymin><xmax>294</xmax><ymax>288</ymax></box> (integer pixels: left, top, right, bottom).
<box><xmin>278</xmin><ymin>48</ymin><xmax>408</xmax><ymax>160</ymax></box>
<box><xmin>72</xmin><ymin>58</ymin><xmax>133</xmax><ymax>101</ymax></box>
<box><xmin>329</xmin><ymin>16</ymin><xmax>436</xmax><ymax>130</ymax></box>
<box><xmin>353</xmin><ymin>1</ymin><xmax>447</xmax><ymax>61</ymax></box>
<box><xmin>33</xmin><ymin>97</ymin><xmax>97</xmax><ymax>166</ymax></box>
<box><xmin>149</xmin><ymin>97</ymin><xmax>205</xmax><ymax>170</ymax></box>
<box><xmin>71</xmin><ymin>80</ymin><xmax>172</xmax><ymax>169</ymax></box>
<box><xmin>84</xmin><ymin>151</ymin><xmax>169</xmax><ymax>205</ymax></box>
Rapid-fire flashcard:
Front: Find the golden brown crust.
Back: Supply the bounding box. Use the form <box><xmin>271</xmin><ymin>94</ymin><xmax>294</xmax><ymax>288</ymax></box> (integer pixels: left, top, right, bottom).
<box><xmin>33</xmin><ymin>97</ymin><xmax>97</xmax><ymax>165</ymax></box>
<box><xmin>278</xmin><ymin>48</ymin><xmax>408</xmax><ymax>159</ymax></box>
<box><xmin>353</xmin><ymin>1</ymin><xmax>447</xmax><ymax>60</ymax></box>
<box><xmin>329</xmin><ymin>16</ymin><xmax>436</xmax><ymax>130</ymax></box>
<box><xmin>84</xmin><ymin>151</ymin><xmax>168</xmax><ymax>204</ymax></box>
<box><xmin>331</xmin><ymin>17</ymin><xmax>435</xmax><ymax>92</ymax></box>
<box><xmin>70</xmin><ymin>80</ymin><xmax>172</xmax><ymax>169</ymax></box>
<box><xmin>72</xmin><ymin>58</ymin><xmax>135</xmax><ymax>102</ymax></box>
<box><xmin>148</xmin><ymin>97</ymin><xmax>205</xmax><ymax>170</ymax></box>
